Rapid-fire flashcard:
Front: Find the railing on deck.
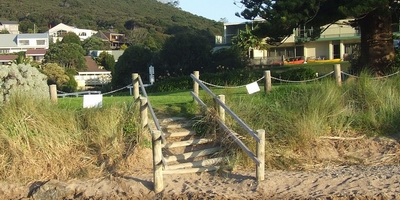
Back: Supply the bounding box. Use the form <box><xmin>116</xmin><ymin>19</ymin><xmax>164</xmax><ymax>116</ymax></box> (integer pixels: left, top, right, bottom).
<box><xmin>190</xmin><ymin>71</ymin><xmax>266</xmax><ymax>182</ymax></box>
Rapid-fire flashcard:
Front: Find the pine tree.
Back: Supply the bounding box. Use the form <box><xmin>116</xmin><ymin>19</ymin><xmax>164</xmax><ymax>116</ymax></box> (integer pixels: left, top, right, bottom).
<box><xmin>238</xmin><ymin>0</ymin><xmax>400</xmax><ymax>75</ymax></box>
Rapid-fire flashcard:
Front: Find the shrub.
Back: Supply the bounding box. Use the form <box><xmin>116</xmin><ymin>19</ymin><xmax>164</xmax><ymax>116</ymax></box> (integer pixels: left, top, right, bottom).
<box><xmin>0</xmin><ymin>63</ymin><xmax>49</xmax><ymax>104</ymax></box>
<box><xmin>279</xmin><ymin>67</ymin><xmax>317</xmax><ymax>81</ymax></box>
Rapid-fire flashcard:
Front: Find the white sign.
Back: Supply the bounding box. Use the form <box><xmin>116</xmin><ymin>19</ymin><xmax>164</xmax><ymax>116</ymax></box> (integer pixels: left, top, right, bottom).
<box><xmin>246</xmin><ymin>82</ymin><xmax>260</xmax><ymax>94</ymax></box>
<box><xmin>83</xmin><ymin>94</ymin><xmax>103</xmax><ymax>108</ymax></box>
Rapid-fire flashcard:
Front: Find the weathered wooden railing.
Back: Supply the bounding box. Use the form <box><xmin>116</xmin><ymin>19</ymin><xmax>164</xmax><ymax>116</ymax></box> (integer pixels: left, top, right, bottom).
<box><xmin>132</xmin><ymin>73</ymin><xmax>165</xmax><ymax>193</ymax></box>
<box><xmin>190</xmin><ymin>71</ymin><xmax>266</xmax><ymax>182</ymax></box>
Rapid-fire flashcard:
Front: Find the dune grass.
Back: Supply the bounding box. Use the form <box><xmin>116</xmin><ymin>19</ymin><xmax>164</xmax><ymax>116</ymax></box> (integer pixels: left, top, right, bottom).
<box><xmin>204</xmin><ymin>73</ymin><xmax>400</xmax><ymax>169</ymax></box>
<box><xmin>2</xmin><ymin>72</ymin><xmax>400</xmax><ymax>183</ymax></box>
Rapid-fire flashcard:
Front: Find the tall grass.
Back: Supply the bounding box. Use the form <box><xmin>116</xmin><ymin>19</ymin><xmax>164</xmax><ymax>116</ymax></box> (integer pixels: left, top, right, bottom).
<box><xmin>200</xmin><ymin>74</ymin><xmax>400</xmax><ymax>170</ymax></box>
<box><xmin>0</xmin><ymin>94</ymin><xmax>142</xmax><ymax>183</ymax></box>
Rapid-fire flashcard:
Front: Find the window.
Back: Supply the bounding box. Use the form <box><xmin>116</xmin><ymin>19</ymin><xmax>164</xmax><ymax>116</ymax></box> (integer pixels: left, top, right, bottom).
<box><xmin>36</xmin><ymin>40</ymin><xmax>45</xmax><ymax>45</ymax></box>
<box><xmin>19</xmin><ymin>40</ymin><xmax>29</xmax><ymax>45</ymax></box>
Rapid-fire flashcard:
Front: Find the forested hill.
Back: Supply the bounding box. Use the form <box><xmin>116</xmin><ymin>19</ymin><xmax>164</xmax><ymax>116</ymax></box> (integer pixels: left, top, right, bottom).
<box><xmin>0</xmin><ymin>0</ymin><xmax>223</xmax><ymax>45</ymax></box>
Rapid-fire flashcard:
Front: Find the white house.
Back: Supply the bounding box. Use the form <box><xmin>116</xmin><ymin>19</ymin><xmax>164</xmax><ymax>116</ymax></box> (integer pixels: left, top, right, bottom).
<box><xmin>74</xmin><ymin>56</ymin><xmax>112</xmax><ymax>89</ymax></box>
<box><xmin>0</xmin><ymin>21</ymin><xmax>19</xmax><ymax>34</ymax></box>
<box><xmin>0</xmin><ymin>33</ymin><xmax>49</xmax><ymax>54</ymax></box>
<box><xmin>46</xmin><ymin>23</ymin><xmax>98</xmax><ymax>43</ymax></box>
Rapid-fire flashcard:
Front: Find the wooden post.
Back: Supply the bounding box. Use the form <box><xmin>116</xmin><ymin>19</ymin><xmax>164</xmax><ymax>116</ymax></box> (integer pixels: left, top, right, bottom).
<box><xmin>193</xmin><ymin>71</ymin><xmax>199</xmax><ymax>104</ymax></box>
<box><xmin>218</xmin><ymin>95</ymin><xmax>225</xmax><ymax>123</ymax></box>
<box><xmin>264</xmin><ymin>70</ymin><xmax>272</xmax><ymax>93</ymax></box>
<box><xmin>49</xmin><ymin>84</ymin><xmax>57</xmax><ymax>103</ymax></box>
<box><xmin>256</xmin><ymin>129</ymin><xmax>265</xmax><ymax>182</ymax></box>
<box><xmin>334</xmin><ymin>64</ymin><xmax>342</xmax><ymax>86</ymax></box>
<box><xmin>133</xmin><ymin>73</ymin><xmax>139</xmax><ymax>100</ymax></box>
<box><xmin>152</xmin><ymin>130</ymin><xmax>164</xmax><ymax>193</ymax></box>
<box><xmin>140</xmin><ymin>97</ymin><xmax>148</xmax><ymax>129</ymax></box>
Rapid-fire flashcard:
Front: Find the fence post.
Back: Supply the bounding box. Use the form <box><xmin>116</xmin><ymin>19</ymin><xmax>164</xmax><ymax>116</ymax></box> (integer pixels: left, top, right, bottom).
<box><xmin>140</xmin><ymin>97</ymin><xmax>148</xmax><ymax>129</ymax></box>
<box><xmin>218</xmin><ymin>95</ymin><xmax>225</xmax><ymax>123</ymax></box>
<box><xmin>152</xmin><ymin>130</ymin><xmax>164</xmax><ymax>193</ymax></box>
<box><xmin>49</xmin><ymin>84</ymin><xmax>57</xmax><ymax>103</ymax></box>
<box><xmin>133</xmin><ymin>73</ymin><xmax>139</xmax><ymax>100</ymax></box>
<box><xmin>193</xmin><ymin>71</ymin><xmax>199</xmax><ymax>104</ymax></box>
<box><xmin>264</xmin><ymin>70</ymin><xmax>272</xmax><ymax>93</ymax></box>
<box><xmin>334</xmin><ymin>64</ymin><xmax>342</xmax><ymax>86</ymax></box>
<box><xmin>256</xmin><ymin>129</ymin><xmax>265</xmax><ymax>182</ymax></box>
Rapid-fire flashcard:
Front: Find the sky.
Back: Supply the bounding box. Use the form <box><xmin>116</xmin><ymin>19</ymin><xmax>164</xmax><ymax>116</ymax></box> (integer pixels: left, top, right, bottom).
<box><xmin>178</xmin><ymin>0</ymin><xmax>249</xmax><ymax>23</ymax></box>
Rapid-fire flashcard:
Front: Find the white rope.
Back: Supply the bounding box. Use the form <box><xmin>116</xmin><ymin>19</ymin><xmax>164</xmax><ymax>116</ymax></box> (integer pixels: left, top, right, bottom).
<box><xmin>102</xmin><ymin>84</ymin><xmax>133</xmax><ymax>95</ymax></box>
<box><xmin>341</xmin><ymin>71</ymin><xmax>400</xmax><ymax>79</ymax></box>
<box><xmin>271</xmin><ymin>71</ymin><xmax>335</xmax><ymax>83</ymax></box>
<box><xmin>200</xmin><ymin>76</ymin><xmax>266</xmax><ymax>89</ymax></box>
<box><xmin>57</xmin><ymin>90</ymin><xmax>67</xmax><ymax>94</ymax></box>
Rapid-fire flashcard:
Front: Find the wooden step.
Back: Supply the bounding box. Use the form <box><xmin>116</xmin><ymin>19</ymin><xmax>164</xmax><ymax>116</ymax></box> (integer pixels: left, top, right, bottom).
<box><xmin>159</xmin><ymin>117</ymin><xmax>187</xmax><ymax>124</ymax></box>
<box><xmin>163</xmin><ymin>166</ymin><xmax>220</xmax><ymax>175</ymax></box>
<box><xmin>164</xmin><ymin>130</ymin><xmax>196</xmax><ymax>138</ymax></box>
<box><xmin>162</xmin><ymin>138</ymin><xmax>213</xmax><ymax>148</ymax></box>
<box><xmin>162</xmin><ymin>123</ymin><xmax>192</xmax><ymax>129</ymax></box>
<box><xmin>165</xmin><ymin>157</ymin><xmax>226</xmax><ymax>170</ymax></box>
<box><xmin>164</xmin><ymin>147</ymin><xmax>220</xmax><ymax>163</ymax></box>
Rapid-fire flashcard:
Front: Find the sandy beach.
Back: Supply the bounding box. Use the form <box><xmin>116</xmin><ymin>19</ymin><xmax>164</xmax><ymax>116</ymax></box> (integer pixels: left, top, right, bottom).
<box><xmin>1</xmin><ymin>136</ymin><xmax>400</xmax><ymax>199</ymax></box>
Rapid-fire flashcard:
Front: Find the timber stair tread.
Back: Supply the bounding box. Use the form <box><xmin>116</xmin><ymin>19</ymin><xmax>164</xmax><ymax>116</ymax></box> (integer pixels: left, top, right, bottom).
<box><xmin>164</xmin><ymin>130</ymin><xmax>196</xmax><ymax>138</ymax></box>
<box><xmin>162</xmin><ymin>138</ymin><xmax>213</xmax><ymax>148</ymax></box>
<box><xmin>164</xmin><ymin>157</ymin><xmax>226</xmax><ymax>170</ymax></box>
<box><xmin>163</xmin><ymin>166</ymin><xmax>220</xmax><ymax>175</ymax></box>
<box><xmin>164</xmin><ymin>147</ymin><xmax>221</xmax><ymax>163</ymax></box>
<box><xmin>158</xmin><ymin>116</ymin><xmax>224</xmax><ymax>174</ymax></box>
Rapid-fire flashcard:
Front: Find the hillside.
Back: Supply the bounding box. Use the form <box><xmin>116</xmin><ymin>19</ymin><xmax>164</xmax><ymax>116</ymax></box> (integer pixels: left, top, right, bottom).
<box><xmin>0</xmin><ymin>0</ymin><xmax>223</xmax><ymax>46</ymax></box>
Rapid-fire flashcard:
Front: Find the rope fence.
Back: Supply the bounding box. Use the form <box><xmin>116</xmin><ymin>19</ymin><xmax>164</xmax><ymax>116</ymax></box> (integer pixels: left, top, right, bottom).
<box><xmin>197</xmin><ymin>64</ymin><xmax>400</xmax><ymax>90</ymax></box>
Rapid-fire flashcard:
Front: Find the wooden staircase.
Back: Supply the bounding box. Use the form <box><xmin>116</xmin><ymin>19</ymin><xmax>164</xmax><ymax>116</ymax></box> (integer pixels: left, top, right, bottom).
<box><xmin>159</xmin><ymin>117</ymin><xmax>226</xmax><ymax>175</ymax></box>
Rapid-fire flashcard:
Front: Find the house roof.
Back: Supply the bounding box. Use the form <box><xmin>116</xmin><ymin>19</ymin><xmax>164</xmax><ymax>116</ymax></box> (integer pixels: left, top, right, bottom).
<box><xmin>78</xmin><ymin>56</ymin><xmax>111</xmax><ymax>74</ymax></box>
<box><xmin>0</xmin><ymin>21</ymin><xmax>18</xmax><ymax>25</ymax></box>
<box><xmin>0</xmin><ymin>33</ymin><xmax>49</xmax><ymax>48</ymax></box>
<box><xmin>94</xmin><ymin>31</ymin><xmax>112</xmax><ymax>41</ymax></box>
<box><xmin>0</xmin><ymin>55</ymin><xmax>18</xmax><ymax>62</ymax></box>
<box><xmin>18</xmin><ymin>33</ymin><xmax>49</xmax><ymax>39</ymax></box>
<box><xmin>0</xmin><ymin>34</ymin><xmax>18</xmax><ymax>47</ymax></box>
<box><xmin>26</xmin><ymin>49</ymin><xmax>47</xmax><ymax>56</ymax></box>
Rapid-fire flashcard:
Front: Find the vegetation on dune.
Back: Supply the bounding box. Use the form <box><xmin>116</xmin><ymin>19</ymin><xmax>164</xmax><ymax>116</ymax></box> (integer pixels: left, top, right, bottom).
<box><xmin>1</xmin><ymin>65</ymin><xmax>400</xmax><ymax>182</ymax></box>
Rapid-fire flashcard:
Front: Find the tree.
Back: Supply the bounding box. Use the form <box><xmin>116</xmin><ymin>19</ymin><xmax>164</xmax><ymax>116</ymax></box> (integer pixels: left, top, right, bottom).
<box><xmin>97</xmin><ymin>51</ymin><xmax>115</xmax><ymax>74</ymax></box>
<box><xmin>124</xmin><ymin>19</ymin><xmax>135</xmax><ymax>30</ymax></box>
<box><xmin>125</xmin><ymin>28</ymin><xmax>149</xmax><ymax>46</ymax></box>
<box><xmin>0</xmin><ymin>29</ymin><xmax>10</xmax><ymax>34</ymax></box>
<box><xmin>211</xmin><ymin>46</ymin><xmax>248</xmax><ymax>72</ymax></box>
<box><xmin>12</xmin><ymin>52</ymin><xmax>31</xmax><ymax>65</ymax></box>
<box><xmin>61</xmin><ymin>32</ymin><xmax>81</xmax><ymax>45</ymax></box>
<box><xmin>44</xmin><ymin>42</ymin><xmax>87</xmax><ymax>71</ymax></box>
<box><xmin>159</xmin><ymin>33</ymin><xmax>213</xmax><ymax>76</ymax></box>
<box><xmin>41</xmin><ymin>63</ymin><xmax>70</xmax><ymax>88</ymax></box>
<box><xmin>82</xmin><ymin>36</ymin><xmax>110</xmax><ymax>55</ymax></box>
<box><xmin>113</xmin><ymin>45</ymin><xmax>153</xmax><ymax>87</ymax></box>
<box><xmin>231</xmin><ymin>24</ymin><xmax>266</xmax><ymax>58</ymax></box>
<box><xmin>238</xmin><ymin>0</ymin><xmax>400</xmax><ymax>75</ymax></box>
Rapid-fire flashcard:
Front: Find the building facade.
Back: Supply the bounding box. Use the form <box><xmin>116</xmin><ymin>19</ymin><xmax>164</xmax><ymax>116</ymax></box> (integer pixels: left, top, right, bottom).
<box><xmin>216</xmin><ymin>19</ymin><xmax>361</xmax><ymax>61</ymax></box>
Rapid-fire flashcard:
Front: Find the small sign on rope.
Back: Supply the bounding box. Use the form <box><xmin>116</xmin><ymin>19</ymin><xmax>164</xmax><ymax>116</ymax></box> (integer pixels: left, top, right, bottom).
<box><xmin>246</xmin><ymin>82</ymin><xmax>260</xmax><ymax>94</ymax></box>
<box><xmin>83</xmin><ymin>94</ymin><xmax>103</xmax><ymax>108</ymax></box>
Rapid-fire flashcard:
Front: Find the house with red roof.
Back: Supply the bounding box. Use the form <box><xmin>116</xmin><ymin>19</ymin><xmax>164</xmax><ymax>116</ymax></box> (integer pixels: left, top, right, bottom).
<box><xmin>0</xmin><ymin>55</ymin><xmax>18</xmax><ymax>65</ymax></box>
<box><xmin>74</xmin><ymin>56</ymin><xmax>111</xmax><ymax>89</ymax></box>
<box><xmin>26</xmin><ymin>49</ymin><xmax>47</xmax><ymax>63</ymax></box>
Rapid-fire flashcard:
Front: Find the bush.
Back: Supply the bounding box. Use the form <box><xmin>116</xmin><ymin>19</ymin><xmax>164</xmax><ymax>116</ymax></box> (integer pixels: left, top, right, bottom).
<box><xmin>0</xmin><ymin>63</ymin><xmax>49</xmax><ymax>104</ymax></box>
<box><xmin>279</xmin><ymin>67</ymin><xmax>317</xmax><ymax>81</ymax></box>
